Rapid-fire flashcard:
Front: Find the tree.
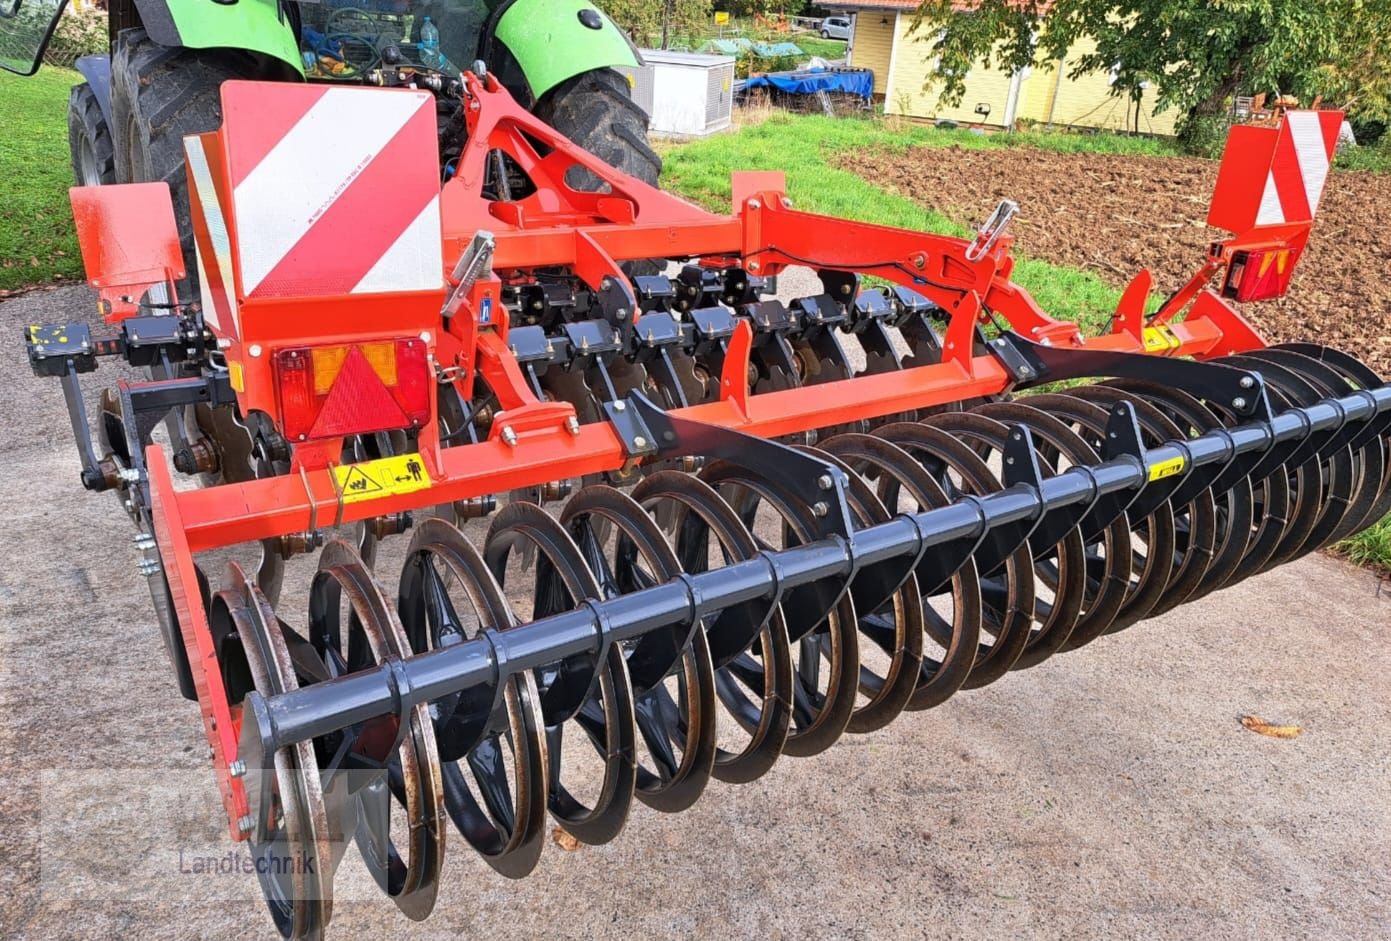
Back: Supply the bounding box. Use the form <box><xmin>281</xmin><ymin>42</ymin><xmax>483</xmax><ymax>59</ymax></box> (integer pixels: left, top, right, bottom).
<box><xmin>910</xmin><ymin>0</ymin><xmax>1391</xmax><ymax>151</ymax></box>
<box><xmin>603</xmin><ymin>0</ymin><xmax>714</xmax><ymax>48</ymax></box>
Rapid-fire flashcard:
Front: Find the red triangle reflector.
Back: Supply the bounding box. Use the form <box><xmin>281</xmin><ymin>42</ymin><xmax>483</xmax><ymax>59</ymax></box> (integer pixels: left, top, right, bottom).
<box><xmin>309</xmin><ymin>345</ymin><xmax>408</xmax><ymax>439</ymax></box>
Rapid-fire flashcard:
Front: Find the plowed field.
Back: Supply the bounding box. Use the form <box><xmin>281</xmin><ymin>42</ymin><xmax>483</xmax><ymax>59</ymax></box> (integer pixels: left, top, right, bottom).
<box><xmin>842</xmin><ymin>145</ymin><xmax>1391</xmax><ymax>376</ymax></box>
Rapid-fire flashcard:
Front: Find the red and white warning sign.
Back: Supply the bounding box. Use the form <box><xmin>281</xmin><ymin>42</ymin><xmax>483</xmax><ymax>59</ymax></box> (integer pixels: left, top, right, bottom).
<box><xmin>1208</xmin><ymin>110</ymin><xmax>1342</xmax><ymax>233</ymax></box>
<box><xmin>218</xmin><ymin>81</ymin><xmax>444</xmax><ymax>299</ymax></box>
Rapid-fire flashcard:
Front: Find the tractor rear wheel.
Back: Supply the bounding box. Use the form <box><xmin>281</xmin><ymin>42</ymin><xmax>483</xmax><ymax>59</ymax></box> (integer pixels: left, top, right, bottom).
<box><xmin>67</xmin><ymin>83</ymin><xmax>117</xmax><ymax>187</ymax></box>
<box><xmin>532</xmin><ymin>68</ymin><xmax>662</xmax><ymax>275</ymax></box>
<box><xmin>532</xmin><ymin>67</ymin><xmax>663</xmax><ymax>191</ymax></box>
<box><xmin>110</xmin><ymin>29</ymin><xmax>286</xmax><ymax>298</ymax></box>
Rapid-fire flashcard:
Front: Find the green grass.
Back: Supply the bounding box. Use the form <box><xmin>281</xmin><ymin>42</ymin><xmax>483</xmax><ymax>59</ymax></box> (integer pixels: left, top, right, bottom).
<box><xmin>0</xmin><ymin>67</ymin><xmax>83</xmax><ymax>293</ymax></box>
<box><xmin>790</xmin><ymin>36</ymin><xmax>847</xmax><ymax>61</ymax></box>
<box><xmin>1334</xmin><ymin>141</ymin><xmax>1391</xmax><ymax>174</ymax></box>
<box><xmin>1338</xmin><ymin>513</ymin><xmax>1391</xmax><ymax>576</ymax></box>
<box><xmin>660</xmin><ymin>112</ymin><xmax>1140</xmax><ymax>330</ymax></box>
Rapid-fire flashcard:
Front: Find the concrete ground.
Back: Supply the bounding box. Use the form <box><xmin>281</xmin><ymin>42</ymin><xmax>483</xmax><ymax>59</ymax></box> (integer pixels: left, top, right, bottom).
<box><xmin>1</xmin><ymin>285</ymin><xmax>1389</xmax><ymax>940</ymax></box>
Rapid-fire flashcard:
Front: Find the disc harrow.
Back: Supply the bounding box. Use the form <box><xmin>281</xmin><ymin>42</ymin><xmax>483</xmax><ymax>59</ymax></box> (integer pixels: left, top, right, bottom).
<box><xmin>22</xmin><ymin>72</ymin><xmax>1389</xmax><ymax>939</ymax></box>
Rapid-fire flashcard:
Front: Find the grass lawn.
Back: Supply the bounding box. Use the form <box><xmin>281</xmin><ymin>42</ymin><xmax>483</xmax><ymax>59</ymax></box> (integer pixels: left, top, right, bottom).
<box><xmin>1340</xmin><ymin>514</ymin><xmax>1391</xmax><ymax>578</ymax></box>
<box><xmin>0</xmin><ymin>67</ymin><xmax>84</xmax><ymax>293</ymax></box>
<box><xmin>788</xmin><ymin>35</ymin><xmax>846</xmax><ymax>61</ymax></box>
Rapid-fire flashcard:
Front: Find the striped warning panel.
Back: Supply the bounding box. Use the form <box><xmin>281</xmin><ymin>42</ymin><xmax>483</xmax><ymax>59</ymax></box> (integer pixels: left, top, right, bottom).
<box><xmin>218</xmin><ymin>81</ymin><xmax>444</xmax><ymax>299</ymax></box>
<box><xmin>1208</xmin><ymin>110</ymin><xmax>1343</xmax><ymax>234</ymax></box>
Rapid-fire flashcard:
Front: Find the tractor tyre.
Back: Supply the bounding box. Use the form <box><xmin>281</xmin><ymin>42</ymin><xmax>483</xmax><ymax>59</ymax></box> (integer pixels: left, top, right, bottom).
<box><xmin>68</xmin><ymin>83</ymin><xmax>117</xmax><ymax>187</ymax></box>
<box><xmin>532</xmin><ymin>68</ymin><xmax>663</xmax><ymax>275</ymax></box>
<box><xmin>110</xmin><ymin>29</ymin><xmax>286</xmax><ymax>299</ymax></box>
<box><xmin>532</xmin><ymin>67</ymin><xmax>663</xmax><ymax>192</ymax></box>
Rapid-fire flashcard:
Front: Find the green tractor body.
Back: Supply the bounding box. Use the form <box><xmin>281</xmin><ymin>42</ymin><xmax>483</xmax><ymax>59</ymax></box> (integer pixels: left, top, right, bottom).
<box><xmin>4</xmin><ymin>0</ymin><xmax>639</xmax><ymax>99</ymax></box>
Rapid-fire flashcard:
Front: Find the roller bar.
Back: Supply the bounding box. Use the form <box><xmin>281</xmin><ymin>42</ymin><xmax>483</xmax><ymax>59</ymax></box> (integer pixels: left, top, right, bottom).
<box><xmin>241</xmin><ymin>383</ymin><xmax>1391</xmax><ymax>762</ymax></box>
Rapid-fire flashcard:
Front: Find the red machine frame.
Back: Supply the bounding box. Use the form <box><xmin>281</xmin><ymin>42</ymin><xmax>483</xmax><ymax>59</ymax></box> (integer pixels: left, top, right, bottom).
<box><xmin>63</xmin><ymin>73</ymin><xmax>1331</xmax><ymax>837</ymax></box>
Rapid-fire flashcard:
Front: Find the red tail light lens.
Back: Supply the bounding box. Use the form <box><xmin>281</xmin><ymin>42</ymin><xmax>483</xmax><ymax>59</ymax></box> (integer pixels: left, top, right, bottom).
<box><xmin>1222</xmin><ymin>248</ymin><xmax>1297</xmax><ymax>302</ymax></box>
<box><xmin>275</xmin><ymin>339</ymin><xmax>431</xmax><ymax>441</ymax></box>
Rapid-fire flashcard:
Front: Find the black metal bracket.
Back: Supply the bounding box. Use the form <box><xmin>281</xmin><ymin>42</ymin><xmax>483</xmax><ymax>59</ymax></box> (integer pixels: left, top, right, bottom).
<box><xmin>990</xmin><ymin>331</ymin><xmax>1274</xmax><ymax>422</ymax></box>
<box><xmin>625</xmin><ymin>391</ymin><xmax>854</xmax><ymax>544</ymax></box>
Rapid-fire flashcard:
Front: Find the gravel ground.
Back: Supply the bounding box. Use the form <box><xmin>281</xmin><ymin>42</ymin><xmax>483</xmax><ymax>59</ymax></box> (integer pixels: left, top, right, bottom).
<box><xmin>1</xmin><ymin>284</ymin><xmax>1389</xmax><ymax>940</ymax></box>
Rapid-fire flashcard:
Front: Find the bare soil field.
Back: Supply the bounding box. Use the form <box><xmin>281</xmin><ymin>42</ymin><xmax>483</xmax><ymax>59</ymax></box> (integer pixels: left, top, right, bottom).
<box><xmin>841</xmin><ymin>145</ymin><xmax>1391</xmax><ymax>377</ymax></box>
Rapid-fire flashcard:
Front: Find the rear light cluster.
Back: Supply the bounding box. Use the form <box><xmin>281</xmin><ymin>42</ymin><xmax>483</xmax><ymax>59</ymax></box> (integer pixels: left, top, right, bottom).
<box><xmin>275</xmin><ymin>339</ymin><xmax>431</xmax><ymax>441</ymax></box>
<box><xmin>1222</xmin><ymin>248</ymin><xmax>1296</xmax><ymax>302</ymax></box>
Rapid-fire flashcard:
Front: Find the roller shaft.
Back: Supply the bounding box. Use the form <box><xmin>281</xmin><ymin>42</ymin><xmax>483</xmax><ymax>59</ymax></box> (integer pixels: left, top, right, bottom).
<box><xmin>247</xmin><ymin>383</ymin><xmax>1391</xmax><ymax>755</ymax></box>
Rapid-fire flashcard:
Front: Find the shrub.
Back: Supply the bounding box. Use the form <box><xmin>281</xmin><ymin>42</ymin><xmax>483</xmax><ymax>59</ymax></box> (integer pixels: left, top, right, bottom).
<box><xmin>43</xmin><ymin>7</ymin><xmax>108</xmax><ymax>68</ymax></box>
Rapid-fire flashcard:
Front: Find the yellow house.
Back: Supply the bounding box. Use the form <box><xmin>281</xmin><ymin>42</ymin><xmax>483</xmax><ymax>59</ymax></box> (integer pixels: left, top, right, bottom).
<box><xmin>824</xmin><ymin>1</ymin><xmax>1182</xmax><ymax>135</ymax></box>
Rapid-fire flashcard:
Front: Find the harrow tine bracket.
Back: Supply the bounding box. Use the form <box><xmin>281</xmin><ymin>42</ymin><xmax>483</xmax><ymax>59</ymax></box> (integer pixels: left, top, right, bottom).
<box><xmin>626</xmin><ymin>391</ymin><xmax>855</xmax><ymax>544</ymax></box>
<box><xmin>995</xmin><ymin>332</ymin><xmax>1276</xmax><ymax>423</ymax></box>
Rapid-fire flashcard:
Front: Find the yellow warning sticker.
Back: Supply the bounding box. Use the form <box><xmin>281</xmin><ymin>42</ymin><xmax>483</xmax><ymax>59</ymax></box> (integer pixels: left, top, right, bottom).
<box><xmin>1141</xmin><ymin>325</ymin><xmax>1180</xmax><ymax>354</ymax></box>
<box><xmin>1148</xmin><ymin>456</ymin><xmax>1186</xmax><ymax>482</ymax></box>
<box><xmin>228</xmin><ymin>361</ymin><xmax>245</xmax><ymax>393</ymax></box>
<box><xmin>333</xmin><ymin>453</ymin><xmax>432</xmax><ymax>504</ymax></box>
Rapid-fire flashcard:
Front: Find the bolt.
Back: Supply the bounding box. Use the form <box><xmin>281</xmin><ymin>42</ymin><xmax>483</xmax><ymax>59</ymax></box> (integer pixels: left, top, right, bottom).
<box><xmin>216</xmin><ymin>338</ymin><xmax>232</xmax><ymax>350</ymax></box>
<box><xmin>118</xmin><ymin>467</ymin><xmax>142</xmax><ymax>484</ymax></box>
<box><xmin>566</xmin><ymin>416</ymin><xmax>581</xmax><ymax>436</ymax></box>
<box><xmin>748</xmin><ymin>199</ymin><xmax>761</xmax><ymax>210</ymax></box>
<box><xmin>248</xmin><ymin>344</ymin><xmax>263</xmax><ymax>358</ymax></box>
<box><xmin>133</xmin><ymin>534</ymin><xmax>156</xmax><ymax>551</ymax></box>
<box><xmin>137</xmin><ymin>558</ymin><xmax>161</xmax><ymax>577</ymax></box>
<box><xmin>1018</xmin><ymin>366</ymin><xmax>1034</xmax><ymax>378</ymax></box>
<box><xmin>229</xmin><ymin>760</ymin><xmax>247</xmax><ymax>779</ymax></box>
<box><xmin>633</xmin><ymin>435</ymin><xmax>648</xmax><ymax>450</ymax></box>
<box><xmin>748</xmin><ymin>261</ymin><xmax>760</xmax><ymax>272</ymax></box>
<box><xmin>616</xmin><ymin>308</ymin><xmax>628</xmax><ymax>321</ymax></box>
<box><xmin>1239</xmin><ymin>376</ymin><xmax>1255</xmax><ymax>389</ymax></box>
<box><xmin>501</xmin><ymin>426</ymin><xmax>518</xmax><ymax>447</ymax></box>
<box><xmin>812</xmin><ymin>501</ymin><xmax>829</xmax><ymax>518</ymax></box>
<box><xmin>817</xmin><ymin>474</ymin><xmax>834</xmax><ymax>490</ymax></box>
<box><xmin>613</xmin><ymin>401</ymin><xmax>626</xmax><ymax>412</ymax></box>
<box><xmin>1232</xmin><ymin>397</ymin><xmax>1248</xmax><ymax>410</ymax></box>
<box><xmin>237</xmin><ymin>814</ymin><xmax>256</xmax><ymax>835</ymax></box>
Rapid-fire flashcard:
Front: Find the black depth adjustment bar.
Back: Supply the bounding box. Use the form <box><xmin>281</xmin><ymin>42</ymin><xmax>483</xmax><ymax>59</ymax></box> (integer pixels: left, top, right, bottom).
<box><xmin>989</xmin><ymin>331</ymin><xmax>1274</xmax><ymax>422</ymax></box>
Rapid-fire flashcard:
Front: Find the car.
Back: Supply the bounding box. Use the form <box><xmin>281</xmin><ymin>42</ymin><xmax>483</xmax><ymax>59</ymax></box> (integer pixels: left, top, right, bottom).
<box><xmin>820</xmin><ymin>15</ymin><xmax>852</xmax><ymax>41</ymax></box>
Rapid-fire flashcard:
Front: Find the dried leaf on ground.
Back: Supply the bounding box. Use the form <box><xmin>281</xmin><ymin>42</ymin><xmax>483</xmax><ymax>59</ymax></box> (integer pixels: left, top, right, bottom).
<box><xmin>1240</xmin><ymin>715</ymin><xmax>1304</xmax><ymax>739</ymax></box>
<box><xmin>551</xmin><ymin>826</ymin><xmax>581</xmax><ymax>851</ymax></box>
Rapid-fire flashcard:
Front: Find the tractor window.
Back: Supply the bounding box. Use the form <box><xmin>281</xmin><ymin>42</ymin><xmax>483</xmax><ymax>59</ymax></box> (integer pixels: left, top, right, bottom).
<box><xmin>298</xmin><ymin>0</ymin><xmax>494</xmax><ymax>80</ymax></box>
<box><xmin>0</xmin><ymin>0</ymin><xmax>64</xmax><ymax>76</ymax></box>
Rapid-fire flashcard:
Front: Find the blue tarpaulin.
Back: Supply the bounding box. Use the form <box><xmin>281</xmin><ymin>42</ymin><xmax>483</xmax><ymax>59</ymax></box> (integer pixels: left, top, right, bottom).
<box><xmin>740</xmin><ymin>67</ymin><xmax>874</xmax><ymax>102</ymax></box>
